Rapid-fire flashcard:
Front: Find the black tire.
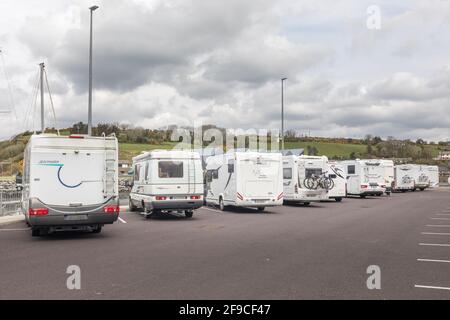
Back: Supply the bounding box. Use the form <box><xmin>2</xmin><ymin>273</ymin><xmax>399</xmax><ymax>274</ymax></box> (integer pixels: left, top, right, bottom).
<box><xmin>129</xmin><ymin>197</ymin><xmax>137</xmax><ymax>212</ymax></box>
<box><xmin>31</xmin><ymin>228</ymin><xmax>40</xmax><ymax>237</ymax></box>
<box><xmin>302</xmin><ymin>202</ymin><xmax>311</xmax><ymax>206</ymax></box>
<box><xmin>360</xmin><ymin>195</ymin><xmax>366</xmax><ymax>199</ymax></box>
<box><xmin>257</xmin><ymin>207</ymin><xmax>265</xmax><ymax>212</ymax></box>
<box><xmin>92</xmin><ymin>226</ymin><xmax>102</xmax><ymax>234</ymax></box>
<box><xmin>185</xmin><ymin>210</ymin><xmax>193</xmax><ymax>218</ymax></box>
<box><xmin>419</xmin><ymin>188</ymin><xmax>425</xmax><ymax>191</ymax></box>
<box><xmin>335</xmin><ymin>197</ymin><xmax>342</xmax><ymax>202</ymax></box>
<box><xmin>219</xmin><ymin>197</ymin><xmax>225</xmax><ymax>211</ymax></box>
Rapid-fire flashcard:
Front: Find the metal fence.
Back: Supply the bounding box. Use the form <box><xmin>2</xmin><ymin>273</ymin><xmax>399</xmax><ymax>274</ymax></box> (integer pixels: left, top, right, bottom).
<box><xmin>0</xmin><ymin>191</ymin><xmax>22</xmax><ymax>216</ymax></box>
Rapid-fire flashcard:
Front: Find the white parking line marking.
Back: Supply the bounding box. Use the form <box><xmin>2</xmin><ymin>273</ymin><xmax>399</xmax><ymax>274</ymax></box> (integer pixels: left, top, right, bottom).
<box><xmin>426</xmin><ymin>225</ymin><xmax>450</xmax><ymax>228</ymax></box>
<box><xmin>419</xmin><ymin>243</ymin><xmax>450</xmax><ymax>247</ymax></box>
<box><xmin>415</xmin><ymin>285</ymin><xmax>450</xmax><ymax>291</ymax></box>
<box><xmin>118</xmin><ymin>217</ymin><xmax>127</xmax><ymax>224</ymax></box>
<box><xmin>421</xmin><ymin>232</ymin><xmax>450</xmax><ymax>235</ymax></box>
<box><xmin>202</xmin><ymin>207</ymin><xmax>222</xmax><ymax>213</ymax></box>
<box><xmin>0</xmin><ymin>228</ymin><xmax>30</xmax><ymax>231</ymax></box>
<box><xmin>417</xmin><ymin>259</ymin><xmax>450</xmax><ymax>263</ymax></box>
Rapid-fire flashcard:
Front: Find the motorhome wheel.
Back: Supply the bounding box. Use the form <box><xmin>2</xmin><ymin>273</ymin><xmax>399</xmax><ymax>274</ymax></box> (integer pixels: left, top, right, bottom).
<box><xmin>129</xmin><ymin>198</ymin><xmax>137</xmax><ymax>212</ymax></box>
<box><xmin>185</xmin><ymin>210</ymin><xmax>193</xmax><ymax>218</ymax></box>
<box><xmin>257</xmin><ymin>207</ymin><xmax>265</xmax><ymax>212</ymax></box>
<box><xmin>219</xmin><ymin>198</ymin><xmax>225</xmax><ymax>211</ymax></box>
<box><xmin>92</xmin><ymin>226</ymin><xmax>102</xmax><ymax>234</ymax></box>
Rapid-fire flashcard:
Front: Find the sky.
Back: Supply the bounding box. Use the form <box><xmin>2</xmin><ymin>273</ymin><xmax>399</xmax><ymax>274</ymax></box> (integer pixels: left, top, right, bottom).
<box><xmin>0</xmin><ymin>0</ymin><xmax>449</xmax><ymax>142</ymax></box>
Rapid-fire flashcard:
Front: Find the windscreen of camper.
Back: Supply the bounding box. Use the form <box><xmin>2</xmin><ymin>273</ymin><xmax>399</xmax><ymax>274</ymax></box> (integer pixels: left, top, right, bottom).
<box><xmin>31</xmin><ymin>148</ymin><xmax>107</xmax><ymax>206</ymax></box>
<box><xmin>240</xmin><ymin>157</ymin><xmax>281</xmax><ymax>198</ymax></box>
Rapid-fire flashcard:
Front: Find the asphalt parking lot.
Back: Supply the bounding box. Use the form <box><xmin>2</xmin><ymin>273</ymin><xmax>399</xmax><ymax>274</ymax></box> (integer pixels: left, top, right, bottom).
<box><xmin>1</xmin><ymin>188</ymin><xmax>450</xmax><ymax>299</ymax></box>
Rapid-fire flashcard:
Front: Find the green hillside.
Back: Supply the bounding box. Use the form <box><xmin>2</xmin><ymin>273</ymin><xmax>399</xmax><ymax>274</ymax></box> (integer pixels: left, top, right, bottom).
<box><xmin>284</xmin><ymin>141</ymin><xmax>367</xmax><ymax>158</ymax></box>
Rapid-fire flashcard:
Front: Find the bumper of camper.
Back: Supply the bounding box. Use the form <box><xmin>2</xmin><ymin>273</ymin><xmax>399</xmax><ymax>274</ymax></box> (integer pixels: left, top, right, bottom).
<box><xmin>26</xmin><ymin>198</ymin><xmax>119</xmax><ymax>227</ymax></box>
<box><xmin>234</xmin><ymin>198</ymin><xmax>283</xmax><ymax>207</ymax></box>
<box><xmin>285</xmin><ymin>189</ymin><xmax>326</xmax><ymax>202</ymax></box>
<box><xmin>360</xmin><ymin>189</ymin><xmax>385</xmax><ymax>196</ymax></box>
<box><xmin>144</xmin><ymin>196</ymin><xmax>204</xmax><ymax>211</ymax></box>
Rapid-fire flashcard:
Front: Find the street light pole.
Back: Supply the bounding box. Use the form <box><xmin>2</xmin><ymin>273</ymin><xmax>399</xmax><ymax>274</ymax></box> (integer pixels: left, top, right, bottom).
<box><xmin>88</xmin><ymin>5</ymin><xmax>99</xmax><ymax>136</ymax></box>
<box><xmin>39</xmin><ymin>62</ymin><xmax>45</xmax><ymax>133</ymax></box>
<box><xmin>281</xmin><ymin>77</ymin><xmax>287</xmax><ymax>151</ymax></box>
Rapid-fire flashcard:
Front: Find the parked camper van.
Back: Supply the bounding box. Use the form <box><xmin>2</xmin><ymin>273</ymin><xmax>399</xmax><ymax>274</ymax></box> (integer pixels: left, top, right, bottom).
<box><xmin>327</xmin><ymin>161</ymin><xmax>347</xmax><ymax>202</ymax></box>
<box><xmin>341</xmin><ymin>159</ymin><xmax>386</xmax><ymax>197</ymax></box>
<box><xmin>129</xmin><ymin>150</ymin><xmax>204</xmax><ymax>218</ymax></box>
<box><xmin>380</xmin><ymin>160</ymin><xmax>395</xmax><ymax>195</ymax></box>
<box><xmin>393</xmin><ymin>164</ymin><xmax>415</xmax><ymax>192</ymax></box>
<box><xmin>22</xmin><ymin>134</ymin><xmax>119</xmax><ymax>236</ymax></box>
<box><xmin>427</xmin><ymin>165</ymin><xmax>439</xmax><ymax>188</ymax></box>
<box><xmin>205</xmin><ymin>151</ymin><xmax>283</xmax><ymax>211</ymax></box>
<box><xmin>283</xmin><ymin>155</ymin><xmax>330</xmax><ymax>205</ymax></box>
<box><xmin>411</xmin><ymin>164</ymin><xmax>430</xmax><ymax>191</ymax></box>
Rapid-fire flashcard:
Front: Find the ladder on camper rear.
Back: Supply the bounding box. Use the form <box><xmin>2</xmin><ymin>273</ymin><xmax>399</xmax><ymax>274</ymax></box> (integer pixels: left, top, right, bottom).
<box><xmin>188</xmin><ymin>158</ymin><xmax>196</xmax><ymax>193</ymax></box>
<box><xmin>103</xmin><ymin>136</ymin><xmax>117</xmax><ymax>199</ymax></box>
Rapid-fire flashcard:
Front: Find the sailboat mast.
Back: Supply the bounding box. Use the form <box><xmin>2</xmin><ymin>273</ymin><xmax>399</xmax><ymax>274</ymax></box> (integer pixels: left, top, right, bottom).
<box><xmin>39</xmin><ymin>62</ymin><xmax>45</xmax><ymax>133</ymax></box>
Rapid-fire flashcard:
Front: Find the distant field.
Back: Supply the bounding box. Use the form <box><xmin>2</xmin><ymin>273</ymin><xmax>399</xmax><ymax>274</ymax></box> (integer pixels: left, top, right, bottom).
<box><xmin>284</xmin><ymin>141</ymin><xmax>367</xmax><ymax>158</ymax></box>
<box><xmin>119</xmin><ymin>142</ymin><xmax>178</xmax><ymax>160</ymax></box>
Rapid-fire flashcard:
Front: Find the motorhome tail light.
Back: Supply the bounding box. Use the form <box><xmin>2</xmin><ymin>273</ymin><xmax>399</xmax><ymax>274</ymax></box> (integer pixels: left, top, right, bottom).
<box><xmin>103</xmin><ymin>205</ymin><xmax>120</xmax><ymax>213</ymax></box>
<box><xmin>277</xmin><ymin>192</ymin><xmax>284</xmax><ymax>200</ymax></box>
<box><xmin>155</xmin><ymin>196</ymin><xmax>167</xmax><ymax>201</ymax></box>
<box><xmin>361</xmin><ymin>185</ymin><xmax>368</xmax><ymax>189</ymax></box>
<box><xmin>236</xmin><ymin>192</ymin><xmax>244</xmax><ymax>200</ymax></box>
<box><xmin>190</xmin><ymin>195</ymin><xmax>201</xmax><ymax>200</ymax></box>
<box><xmin>69</xmin><ymin>135</ymin><xmax>85</xmax><ymax>139</ymax></box>
<box><xmin>28</xmin><ymin>208</ymin><xmax>49</xmax><ymax>216</ymax></box>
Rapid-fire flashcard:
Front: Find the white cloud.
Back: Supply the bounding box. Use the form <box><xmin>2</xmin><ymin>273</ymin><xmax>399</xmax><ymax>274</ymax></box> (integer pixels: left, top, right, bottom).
<box><xmin>0</xmin><ymin>0</ymin><xmax>449</xmax><ymax>142</ymax></box>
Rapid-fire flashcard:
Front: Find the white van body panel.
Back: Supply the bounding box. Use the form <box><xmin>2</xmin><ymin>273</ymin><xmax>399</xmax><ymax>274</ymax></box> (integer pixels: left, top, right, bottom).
<box><xmin>380</xmin><ymin>160</ymin><xmax>395</xmax><ymax>193</ymax></box>
<box><xmin>340</xmin><ymin>159</ymin><xmax>386</xmax><ymax>196</ymax></box>
<box><xmin>393</xmin><ymin>164</ymin><xmax>415</xmax><ymax>191</ymax></box>
<box><xmin>130</xmin><ymin>150</ymin><xmax>204</xmax><ymax>211</ymax></box>
<box><xmin>23</xmin><ymin>134</ymin><xmax>118</xmax><ymax>208</ymax></box>
<box><xmin>410</xmin><ymin>164</ymin><xmax>430</xmax><ymax>190</ymax></box>
<box><xmin>205</xmin><ymin>152</ymin><xmax>283</xmax><ymax>208</ymax></box>
<box><xmin>283</xmin><ymin>155</ymin><xmax>329</xmax><ymax>203</ymax></box>
<box><xmin>427</xmin><ymin>165</ymin><xmax>439</xmax><ymax>188</ymax></box>
<box><xmin>327</xmin><ymin>161</ymin><xmax>347</xmax><ymax>199</ymax></box>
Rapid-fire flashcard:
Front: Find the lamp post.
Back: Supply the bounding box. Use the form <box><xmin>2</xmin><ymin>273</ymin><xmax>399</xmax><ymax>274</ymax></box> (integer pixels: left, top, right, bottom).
<box><xmin>281</xmin><ymin>77</ymin><xmax>287</xmax><ymax>151</ymax></box>
<box><xmin>88</xmin><ymin>5</ymin><xmax>99</xmax><ymax>136</ymax></box>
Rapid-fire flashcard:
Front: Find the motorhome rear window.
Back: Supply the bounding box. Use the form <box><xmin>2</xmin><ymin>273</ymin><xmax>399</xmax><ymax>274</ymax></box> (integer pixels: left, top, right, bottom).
<box><xmin>305</xmin><ymin>168</ymin><xmax>322</xmax><ymax>178</ymax></box>
<box><xmin>158</xmin><ymin>161</ymin><xmax>184</xmax><ymax>178</ymax></box>
<box><xmin>348</xmin><ymin>165</ymin><xmax>356</xmax><ymax>174</ymax></box>
<box><xmin>283</xmin><ymin>168</ymin><xmax>292</xmax><ymax>179</ymax></box>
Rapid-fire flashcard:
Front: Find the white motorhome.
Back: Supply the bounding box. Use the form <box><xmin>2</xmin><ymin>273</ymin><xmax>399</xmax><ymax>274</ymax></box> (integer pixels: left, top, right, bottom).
<box><xmin>327</xmin><ymin>161</ymin><xmax>347</xmax><ymax>202</ymax></box>
<box><xmin>393</xmin><ymin>164</ymin><xmax>415</xmax><ymax>192</ymax></box>
<box><xmin>283</xmin><ymin>155</ymin><xmax>330</xmax><ymax>205</ymax></box>
<box><xmin>205</xmin><ymin>151</ymin><xmax>283</xmax><ymax>211</ymax></box>
<box><xmin>341</xmin><ymin>159</ymin><xmax>386</xmax><ymax>197</ymax></box>
<box><xmin>427</xmin><ymin>165</ymin><xmax>439</xmax><ymax>188</ymax></box>
<box><xmin>411</xmin><ymin>164</ymin><xmax>430</xmax><ymax>191</ymax></box>
<box><xmin>129</xmin><ymin>150</ymin><xmax>204</xmax><ymax>218</ymax></box>
<box><xmin>380</xmin><ymin>160</ymin><xmax>395</xmax><ymax>195</ymax></box>
<box><xmin>22</xmin><ymin>134</ymin><xmax>119</xmax><ymax>236</ymax></box>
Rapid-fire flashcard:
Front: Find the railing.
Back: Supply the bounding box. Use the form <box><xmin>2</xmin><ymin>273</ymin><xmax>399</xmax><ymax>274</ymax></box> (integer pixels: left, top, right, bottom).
<box><xmin>0</xmin><ymin>191</ymin><xmax>22</xmax><ymax>217</ymax></box>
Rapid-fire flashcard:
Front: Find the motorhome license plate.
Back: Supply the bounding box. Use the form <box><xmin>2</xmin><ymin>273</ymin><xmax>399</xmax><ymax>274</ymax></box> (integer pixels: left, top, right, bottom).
<box><xmin>64</xmin><ymin>215</ymin><xmax>88</xmax><ymax>221</ymax></box>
